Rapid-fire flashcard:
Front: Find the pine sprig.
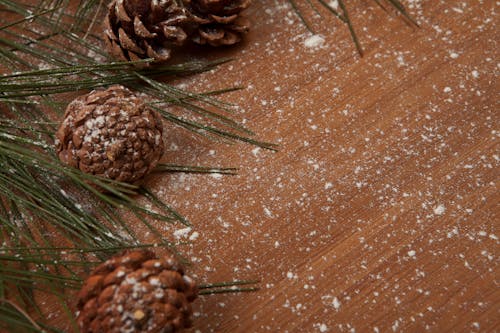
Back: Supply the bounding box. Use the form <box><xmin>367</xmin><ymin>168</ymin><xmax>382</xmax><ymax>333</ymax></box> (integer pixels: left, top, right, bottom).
<box><xmin>0</xmin><ymin>244</ymin><xmax>260</xmax><ymax>332</ymax></box>
<box><xmin>0</xmin><ymin>1</ymin><xmax>269</xmax><ymax>330</ymax></box>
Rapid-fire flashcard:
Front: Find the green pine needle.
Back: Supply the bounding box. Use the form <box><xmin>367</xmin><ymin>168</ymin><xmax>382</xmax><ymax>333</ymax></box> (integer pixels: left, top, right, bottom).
<box><xmin>155</xmin><ymin>164</ymin><xmax>239</xmax><ymax>175</ymax></box>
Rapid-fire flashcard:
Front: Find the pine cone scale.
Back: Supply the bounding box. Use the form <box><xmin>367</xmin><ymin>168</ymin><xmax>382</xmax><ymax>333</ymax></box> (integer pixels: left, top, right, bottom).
<box><xmin>210</xmin><ymin>13</ymin><xmax>238</xmax><ymax>23</ymax></box>
<box><xmin>134</xmin><ymin>16</ymin><xmax>156</xmax><ymax>38</ymax></box>
<box><xmin>118</xmin><ymin>28</ymin><xmax>145</xmax><ymax>54</ymax></box>
<box><xmin>115</xmin><ymin>0</ymin><xmax>133</xmax><ymax>22</ymax></box>
<box><xmin>184</xmin><ymin>0</ymin><xmax>252</xmax><ymax>47</ymax></box>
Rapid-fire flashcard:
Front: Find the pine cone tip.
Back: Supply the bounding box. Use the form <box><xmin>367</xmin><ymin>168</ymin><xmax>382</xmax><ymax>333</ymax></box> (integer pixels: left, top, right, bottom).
<box><xmin>77</xmin><ymin>250</ymin><xmax>197</xmax><ymax>333</ymax></box>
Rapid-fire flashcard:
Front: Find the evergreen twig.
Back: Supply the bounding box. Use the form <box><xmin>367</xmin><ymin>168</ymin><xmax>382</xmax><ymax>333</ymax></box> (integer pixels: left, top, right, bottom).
<box><xmin>0</xmin><ymin>1</ymin><xmax>268</xmax><ymax>330</ymax></box>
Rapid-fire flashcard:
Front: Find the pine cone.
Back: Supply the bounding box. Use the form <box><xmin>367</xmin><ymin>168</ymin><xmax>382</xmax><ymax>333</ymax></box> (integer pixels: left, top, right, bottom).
<box><xmin>104</xmin><ymin>0</ymin><xmax>191</xmax><ymax>64</ymax></box>
<box><xmin>184</xmin><ymin>0</ymin><xmax>252</xmax><ymax>46</ymax></box>
<box><xmin>77</xmin><ymin>250</ymin><xmax>198</xmax><ymax>333</ymax></box>
<box><xmin>55</xmin><ymin>85</ymin><xmax>164</xmax><ymax>184</ymax></box>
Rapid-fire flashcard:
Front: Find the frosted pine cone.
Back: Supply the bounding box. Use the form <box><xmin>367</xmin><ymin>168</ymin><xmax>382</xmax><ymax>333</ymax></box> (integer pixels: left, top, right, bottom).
<box><xmin>76</xmin><ymin>250</ymin><xmax>198</xmax><ymax>333</ymax></box>
<box><xmin>104</xmin><ymin>0</ymin><xmax>191</xmax><ymax>64</ymax></box>
<box><xmin>184</xmin><ymin>0</ymin><xmax>252</xmax><ymax>46</ymax></box>
<box><xmin>55</xmin><ymin>85</ymin><xmax>164</xmax><ymax>184</ymax></box>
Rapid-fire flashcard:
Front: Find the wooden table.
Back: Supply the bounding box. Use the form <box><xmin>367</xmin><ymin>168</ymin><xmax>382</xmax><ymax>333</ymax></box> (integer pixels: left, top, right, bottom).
<box><xmin>155</xmin><ymin>1</ymin><xmax>499</xmax><ymax>332</ymax></box>
<box><xmin>44</xmin><ymin>0</ymin><xmax>500</xmax><ymax>331</ymax></box>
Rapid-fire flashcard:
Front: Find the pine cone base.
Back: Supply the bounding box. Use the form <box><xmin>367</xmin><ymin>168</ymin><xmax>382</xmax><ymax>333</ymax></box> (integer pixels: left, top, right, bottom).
<box><xmin>104</xmin><ymin>0</ymin><xmax>190</xmax><ymax>64</ymax></box>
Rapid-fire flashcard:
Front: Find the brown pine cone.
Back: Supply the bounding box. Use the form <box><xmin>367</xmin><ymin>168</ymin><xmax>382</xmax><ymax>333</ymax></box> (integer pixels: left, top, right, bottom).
<box><xmin>55</xmin><ymin>85</ymin><xmax>164</xmax><ymax>184</ymax></box>
<box><xmin>77</xmin><ymin>250</ymin><xmax>198</xmax><ymax>333</ymax></box>
<box><xmin>184</xmin><ymin>0</ymin><xmax>252</xmax><ymax>46</ymax></box>
<box><xmin>104</xmin><ymin>0</ymin><xmax>191</xmax><ymax>64</ymax></box>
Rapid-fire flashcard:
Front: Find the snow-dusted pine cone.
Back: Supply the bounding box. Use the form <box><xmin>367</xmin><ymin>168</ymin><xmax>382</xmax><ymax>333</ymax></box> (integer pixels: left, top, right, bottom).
<box><xmin>184</xmin><ymin>0</ymin><xmax>252</xmax><ymax>46</ymax></box>
<box><xmin>55</xmin><ymin>85</ymin><xmax>164</xmax><ymax>184</ymax></box>
<box><xmin>104</xmin><ymin>0</ymin><xmax>191</xmax><ymax>64</ymax></box>
<box><xmin>76</xmin><ymin>250</ymin><xmax>198</xmax><ymax>333</ymax></box>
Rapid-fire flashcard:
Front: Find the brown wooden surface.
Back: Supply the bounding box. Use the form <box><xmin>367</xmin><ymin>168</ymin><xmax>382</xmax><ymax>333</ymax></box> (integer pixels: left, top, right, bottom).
<box><xmin>45</xmin><ymin>0</ymin><xmax>500</xmax><ymax>332</ymax></box>
<box><xmin>160</xmin><ymin>1</ymin><xmax>499</xmax><ymax>332</ymax></box>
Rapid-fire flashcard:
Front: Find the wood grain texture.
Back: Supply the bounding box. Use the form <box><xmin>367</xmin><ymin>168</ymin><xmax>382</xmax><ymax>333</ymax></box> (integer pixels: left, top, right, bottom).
<box><xmin>25</xmin><ymin>0</ymin><xmax>500</xmax><ymax>332</ymax></box>
<box><xmin>155</xmin><ymin>1</ymin><xmax>499</xmax><ymax>332</ymax></box>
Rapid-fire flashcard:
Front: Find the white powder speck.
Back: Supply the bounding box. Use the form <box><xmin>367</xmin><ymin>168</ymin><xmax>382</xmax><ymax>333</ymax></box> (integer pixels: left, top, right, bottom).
<box><xmin>125</xmin><ymin>276</ymin><xmax>137</xmax><ymax>285</ymax></box>
<box><xmin>319</xmin><ymin>323</ymin><xmax>328</xmax><ymax>332</ymax></box>
<box><xmin>450</xmin><ymin>52</ymin><xmax>459</xmax><ymax>59</ymax></box>
<box><xmin>264</xmin><ymin>207</ymin><xmax>273</xmax><ymax>218</ymax></box>
<box><xmin>433</xmin><ymin>204</ymin><xmax>446</xmax><ymax>215</ymax></box>
<box><xmin>189</xmin><ymin>231</ymin><xmax>200</xmax><ymax>241</ymax></box>
<box><xmin>443</xmin><ymin>86</ymin><xmax>452</xmax><ymax>93</ymax></box>
<box><xmin>328</xmin><ymin>0</ymin><xmax>339</xmax><ymax>10</ymax></box>
<box><xmin>408</xmin><ymin>250</ymin><xmax>416</xmax><ymax>257</ymax></box>
<box><xmin>286</xmin><ymin>272</ymin><xmax>294</xmax><ymax>279</ymax></box>
<box><xmin>332</xmin><ymin>297</ymin><xmax>341</xmax><ymax>310</ymax></box>
<box><xmin>392</xmin><ymin>320</ymin><xmax>400</xmax><ymax>332</ymax></box>
<box><xmin>252</xmin><ymin>147</ymin><xmax>261</xmax><ymax>157</ymax></box>
<box><xmin>304</xmin><ymin>34</ymin><xmax>325</xmax><ymax>48</ymax></box>
<box><xmin>397</xmin><ymin>55</ymin><xmax>406</xmax><ymax>66</ymax></box>
<box><xmin>173</xmin><ymin>227</ymin><xmax>192</xmax><ymax>239</ymax></box>
<box><xmin>447</xmin><ymin>227</ymin><xmax>459</xmax><ymax>238</ymax></box>
<box><xmin>325</xmin><ymin>182</ymin><xmax>333</xmax><ymax>190</ymax></box>
<box><xmin>168</xmin><ymin>142</ymin><xmax>178</xmax><ymax>151</ymax></box>
<box><xmin>149</xmin><ymin>277</ymin><xmax>160</xmax><ymax>286</ymax></box>
<box><xmin>211</xmin><ymin>173</ymin><xmax>223</xmax><ymax>179</ymax></box>
<box><xmin>183</xmin><ymin>275</ymin><xmax>193</xmax><ymax>285</ymax></box>
<box><xmin>471</xmin><ymin>70</ymin><xmax>480</xmax><ymax>78</ymax></box>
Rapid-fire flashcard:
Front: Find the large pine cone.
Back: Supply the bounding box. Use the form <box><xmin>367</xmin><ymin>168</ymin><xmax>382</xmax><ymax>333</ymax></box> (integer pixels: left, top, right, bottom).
<box><xmin>55</xmin><ymin>85</ymin><xmax>164</xmax><ymax>184</ymax></box>
<box><xmin>104</xmin><ymin>0</ymin><xmax>191</xmax><ymax>64</ymax></box>
<box><xmin>184</xmin><ymin>0</ymin><xmax>252</xmax><ymax>46</ymax></box>
<box><xmin>77</xmin><ymin>250</ymin><xmax>198</xmax><ymax>333</ymax></box>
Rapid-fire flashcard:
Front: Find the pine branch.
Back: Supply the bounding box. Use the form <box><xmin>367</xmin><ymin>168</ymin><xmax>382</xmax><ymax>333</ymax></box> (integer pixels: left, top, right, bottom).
<box><xmin>0</xmin><ymin>1</ymin><xmax>272</xmax><ymax>331</ymax></box>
